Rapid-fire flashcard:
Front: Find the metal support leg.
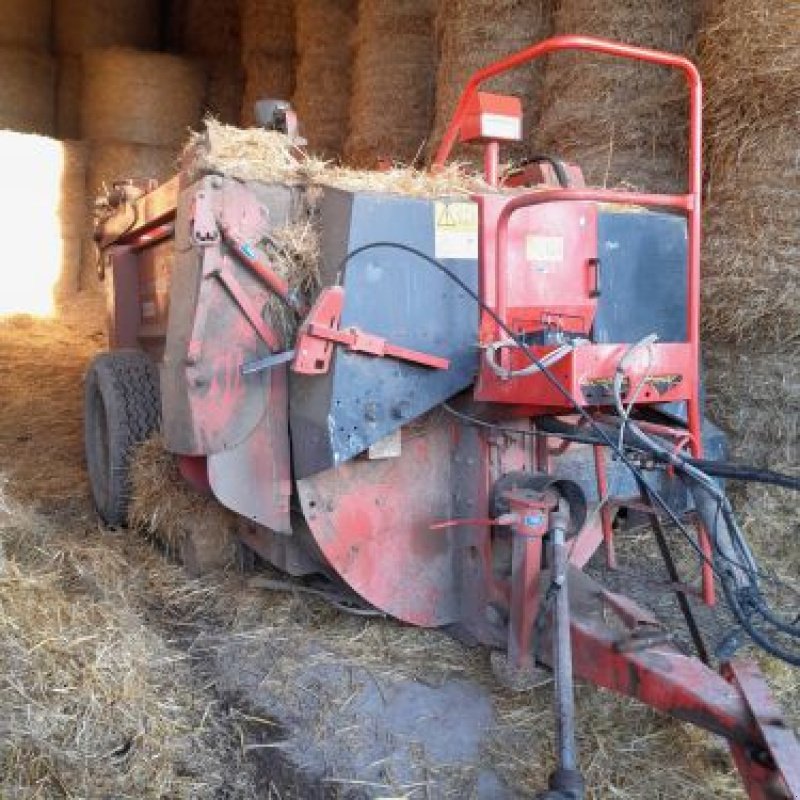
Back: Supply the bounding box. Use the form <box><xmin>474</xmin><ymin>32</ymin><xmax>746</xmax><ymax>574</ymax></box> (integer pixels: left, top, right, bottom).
<box><xmin>592</xmin><ymin>445</ymin><xmax>617</xmax><ymax>568</ymax></box>
<box><xmin>546</xmin><ymin>504</ymin><xmax>585</xmax><ymax>800</ymax></box>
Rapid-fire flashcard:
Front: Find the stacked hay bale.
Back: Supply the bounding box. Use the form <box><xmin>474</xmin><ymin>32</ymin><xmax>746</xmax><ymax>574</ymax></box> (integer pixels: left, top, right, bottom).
<box><xmin>293</xmin><ymin>0</ymin><xmax>357</xmax><ymax>158</ymax></box>
<box><xmin>0</xmin><ymin>132</ymin><xmax>88</xmax><ymax>313</ymax></box>
<box><xmin>429</xmin><ymin>0</ymin><xmax>553</xmax><ymax>164</ymax></box>
<box><xmin>534</xmin><ymin>0</ymin><xmax>698</xmax><ymax>191</ymax></box>
<box><xmin>169</xmin><ymin>0</ymin><xmax>243</xmax><ymax>124</ymax></box>
<box><xmin>698</xmin><ymin>1</ymin><xmax>800</xmax><ymax>471</ymax></box>
<box><xmin>240</xmin><ymin>0</ymin><xmax>296</xmax><ymax>126</ymax></box>
<box><xmin>53</xmin><ymin>0</ymin><xmax>161</xmax><ymax>139</ymax></box>
<box><xmin>0</xmin><ymin>0</ymin><xmax>56</xmax><ymax>135</ymax></box>
<box><xmin>345</xmin><ymin>0</ymin><xmax>437</xmax><ymax>167</ymax></box>
<box><xmin>80</xmin><ymin>48</ymin><xmax>207</xmax><ymax>285</ymax></box>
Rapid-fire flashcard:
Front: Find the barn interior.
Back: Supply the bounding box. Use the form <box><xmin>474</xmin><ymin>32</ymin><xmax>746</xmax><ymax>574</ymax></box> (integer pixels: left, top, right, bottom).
<box><xmin>0</xmin><ymin>0</ymin><xmax>797</xmax><ymax>797</ymax></box>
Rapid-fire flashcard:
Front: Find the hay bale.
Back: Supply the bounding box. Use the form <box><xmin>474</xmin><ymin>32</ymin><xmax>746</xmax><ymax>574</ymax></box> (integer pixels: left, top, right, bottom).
<box><xmin>53</xmin><ymin>0</ymin><xmax>160</xmax><ymax>54</ymax></box>
<box><xmin>345</xmin><ymin>0</ymin><xmax>437</xmax><ymax>167</ymax></box>
<box><xmin>0</xmin><ymin>0</ymin><xmax>52</xmax><ymax>48</ymax></box>
<box><xmin>704</xmin><ymin>345</ymin><xmax>799</xmax><ymax>470</ymax></box>
<box><xmin>293</xmin><ymin>0</ymin><xmax>356</xmax><ymax>157</ymax></box>
<box><xmin>535</xmin><ymin>0</ymin><xmax>698</xmax><ymax>191</ymax></box>
<box><xmin>129</xmin><ymin>436</ymin><xmax>236</xmax><ymax>572</ymax></box>
<box><xmin>241</xmin><ymin>0</ymin><xmax>295</xmax><ymax>58</ymax></box>
<box><xmin>81</xmin><ymin>48</ymin><xmax>207</xmax><ymax>146</ymax></box>
<box><xmin>241</xmin><ymin>53</ymin><xmax>296</xmax><ymax>126</ymax></box>
<box><xmin>206</xmin><ymin>57</ymin><xmax>244</xmax><ymax>125</ymax></box>
<box><xmin>429</xmin><ymin>0</ymin><xmax>553</xmax><ymax>164</ymax></box>
<box><xmin>59</xmin><ymin>139</ymin><xmax>88</xmax><ymax>233</ymax></box>
<box><xmin>698</xmin><ymin>1</ymin><xmax>800</xmax><ymax>347</ymax></box>
<box><xmin>0</xmin><ymin>48</ymin><xmax>56</xmax><ymax>136</ymax></box>
<box><xmin>56</xmin><ymin>141</ymin><xmax>88</xmax><ymax>298</ymax></box>
<box><xmin>56</xmin><ymin>55</ymin><xmax>81</xmax><ymax>139</ymax></box>
<box><xmin>170</xmin><ymin>0</ymin><xmax>240</xmax><ymax>57</ymax></box>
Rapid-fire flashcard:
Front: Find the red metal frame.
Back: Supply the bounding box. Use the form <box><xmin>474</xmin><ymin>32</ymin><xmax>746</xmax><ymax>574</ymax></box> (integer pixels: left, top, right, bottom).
<box><xmin>433</xmin><ymin>34</ymin><xmax>703</xmax><ymax>460</ymax></box>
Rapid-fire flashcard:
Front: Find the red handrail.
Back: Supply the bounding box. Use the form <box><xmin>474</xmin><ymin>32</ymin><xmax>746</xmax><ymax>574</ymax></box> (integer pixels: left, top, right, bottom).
<box><xmin>433</xmin><ymin>35</ymin><xmax>703</xmax><ymax>449</ymax></box>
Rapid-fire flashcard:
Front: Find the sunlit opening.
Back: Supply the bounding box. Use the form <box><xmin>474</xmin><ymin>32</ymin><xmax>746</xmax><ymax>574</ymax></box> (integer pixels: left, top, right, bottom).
<box><xmin>0</xmin><ymin>131</ymin><xmax>76</xmax><ymax>317</ymax></box>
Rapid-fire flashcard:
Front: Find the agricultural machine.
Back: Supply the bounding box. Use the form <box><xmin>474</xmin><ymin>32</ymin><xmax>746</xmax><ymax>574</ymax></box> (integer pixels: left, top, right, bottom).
<box><xmin>84</xmin><ymin>37</ymin><xmax>800</xmax><ymax>799</ymax></box>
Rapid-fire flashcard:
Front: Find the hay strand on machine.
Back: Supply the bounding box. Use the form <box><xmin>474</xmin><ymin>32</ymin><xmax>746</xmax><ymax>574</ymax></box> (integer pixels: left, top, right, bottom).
<box><xmin>429</xmin><ymin>0</ymin><xmax>553</xmax><ymax>164</ymax></box>
<box><xmin>81</xmin><ymin>48</ymin><xmax>207</xmax><ymax>147</ymax></box>
<box><xmin>344</xmin><ymin>0</ymin><xmax>437</xmax><ymax>167</ymax></box>
<box><xmin>698</xmin><ymin>0</ymin><xmax>800</xmax><ymax>347</ymax></box>
<box><xmin>185</xmin><ymin>118</ymin><xmax>487</xmax><ymax>197</ymax></box>
<box><xmin>54</xmin><ymin>0</ymin><xmax>160</xmax><ymax>54</ymax></box>
<box><xmin>0</xmin><ymin>0</ymin><xmax>52</xmax><ymax>48</ymax></box>
<box><xmin>535</xmin><ymin>0</ymin><xmax>698</xmax><ymax>191</ymax></box>
<box><xmin>0</xmin><ymin>48</ymin><xmax>56</xmax><ymax>136</ymax></box>
<box><xmin>293</xmin><ymin>0</ymin><xmax>356</xmax><ymax>158</ymax></box>
<box><xmin>241</xmin><ymin>0</ymin><xmax>295</xmax><ymax>58</ymax></box>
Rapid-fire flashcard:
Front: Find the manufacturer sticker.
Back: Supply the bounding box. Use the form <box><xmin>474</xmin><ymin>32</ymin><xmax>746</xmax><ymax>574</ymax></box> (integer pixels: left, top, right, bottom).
<box><xmin>480</xmin><ymin>113</ymin><xmax>522</xmax><ymax>141</ymax></box>
<box><xmin>526</xmin><ymin>234</ymin><xmax>564</xmax><ymax>263</ymax></box>
<box><xmin>434</xmin><ymin>201</ymin><xmax>479</xmax><ymax>260</ymax></box>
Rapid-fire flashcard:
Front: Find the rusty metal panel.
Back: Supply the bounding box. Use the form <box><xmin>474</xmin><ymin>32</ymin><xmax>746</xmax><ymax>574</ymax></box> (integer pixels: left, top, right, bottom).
<box><xmin>160</xmin><ymin>176</ymin><xmax>300</xmax><ymax>456</ymax></box>
<box><xmin>297</xmin><ymin>415</ymin><xmax>471</xmax><ymax>627</ymax></box>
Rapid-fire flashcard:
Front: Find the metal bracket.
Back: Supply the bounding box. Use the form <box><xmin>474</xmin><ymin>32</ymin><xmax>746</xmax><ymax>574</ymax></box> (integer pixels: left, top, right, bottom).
<box><xmin>293</xmin><ymin>287</ymin><xmax>451</xmax><ymax>375</ymax></box>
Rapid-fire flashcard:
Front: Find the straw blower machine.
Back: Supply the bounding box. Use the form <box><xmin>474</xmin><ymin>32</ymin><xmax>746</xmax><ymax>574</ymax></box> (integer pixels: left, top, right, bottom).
<box><xmin>84</xmin><ymin>37</ymin><xmax>800</xmax><ymax>799</ymax></box>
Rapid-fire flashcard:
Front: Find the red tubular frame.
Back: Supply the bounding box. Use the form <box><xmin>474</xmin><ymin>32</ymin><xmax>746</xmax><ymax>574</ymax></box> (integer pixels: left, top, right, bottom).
<box><xmin>434</xmin><ymin>35</ymin><xmax>713</xmax><ymax>599</ymax></box>
<box><xmin>433</xmin><ymin>34</ymin><xmax>702</xmax><ymax>453</ymax></box>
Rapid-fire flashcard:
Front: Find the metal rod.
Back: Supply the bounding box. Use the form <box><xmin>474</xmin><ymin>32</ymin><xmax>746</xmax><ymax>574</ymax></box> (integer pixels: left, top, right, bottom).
<box><xmin>639</xmin><ymin>483</ymin><xmax>710</xmax><ymax>664</ymax></box>
<box><xmin>551</xmin><ymin>510</ymin><xmax>578</xmax><ymax>774</ymax></box>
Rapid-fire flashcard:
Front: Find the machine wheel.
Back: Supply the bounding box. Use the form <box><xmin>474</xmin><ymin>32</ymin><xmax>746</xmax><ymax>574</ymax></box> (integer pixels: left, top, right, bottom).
<box><xmin>84</xmin><ymin>350</ymin><xmax>160</xmax><ymax>526</ymax></box>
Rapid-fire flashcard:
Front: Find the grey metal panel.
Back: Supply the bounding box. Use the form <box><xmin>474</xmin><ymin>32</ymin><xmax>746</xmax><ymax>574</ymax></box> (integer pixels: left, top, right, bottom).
<box><xmin>593</xmin><ymin>211</ymin><xmax>688</xmax><ymax>344</ymax></box>
<box><xmin>291</xmin><ymin>188</ymin><xmax>480</xmax><ymax>478</ymax></box>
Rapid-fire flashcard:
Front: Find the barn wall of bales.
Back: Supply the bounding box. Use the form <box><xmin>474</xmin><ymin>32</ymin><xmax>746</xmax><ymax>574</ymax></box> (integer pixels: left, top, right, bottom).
<box><xmin>293</xmin><ymin>0</ymin><xmax>356</xmax><ymax>158</ymax></box>
<box><xmin>240</xmin><ymin>0</ymin><xmax>296</xmax><ymax>126</ymax></box>
<box><xmin>345</xmin><ymin>0</ymin><xmax>437</xmax><ymax>167</ymax></box>
<box><xmin>698</xmin><ymin>0</ymin><xmax>799</xmax><ymax>472</ymax></box>
<box><xmin>430</xmin><ymin>0</ymin><xmax>553</xmax><ymax>163</ymax></box>
<box><xmin>535</xmin><ymin>0</ymin><xmax>699</xmax><ymax>191</ymax></box>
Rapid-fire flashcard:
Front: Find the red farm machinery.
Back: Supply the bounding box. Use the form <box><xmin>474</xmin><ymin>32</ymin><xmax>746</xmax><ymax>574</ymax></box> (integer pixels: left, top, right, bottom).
<box><xmin>83</xmin><ymin>37</ymin><xmax>800</xmax><ymax>799</ymax></box>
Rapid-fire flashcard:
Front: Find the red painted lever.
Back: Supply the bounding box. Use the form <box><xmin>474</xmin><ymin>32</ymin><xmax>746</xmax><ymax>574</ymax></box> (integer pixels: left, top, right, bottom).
<box><xmin>293</xmin><ymin>287</ymin><xmax>450</xmax><ymax>375</ymax></box>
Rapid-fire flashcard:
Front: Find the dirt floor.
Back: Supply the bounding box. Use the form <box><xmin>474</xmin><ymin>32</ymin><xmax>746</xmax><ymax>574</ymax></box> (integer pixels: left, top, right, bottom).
<box><xmin>0</xmin><ymin>294</ymin><xmax>797</xmax><ymax>798</ymax></box>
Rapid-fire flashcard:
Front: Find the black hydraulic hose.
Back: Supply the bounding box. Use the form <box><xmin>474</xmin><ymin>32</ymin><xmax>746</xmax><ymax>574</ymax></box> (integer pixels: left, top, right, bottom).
<box><xmin>687</xmin><ymin>460</ymin><xmax>800</xmax><ymax>491</ymax></box>
<box><xmin>536</xmin><ymin>416</ymin><xmax>800</xmax><ymax>491</ymax></box>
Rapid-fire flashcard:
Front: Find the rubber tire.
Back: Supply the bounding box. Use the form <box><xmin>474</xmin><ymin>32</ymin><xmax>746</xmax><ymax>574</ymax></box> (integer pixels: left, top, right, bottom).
<box><xmin>84</xmin><ymin>350</ymin><xmax>160</xmax><ymax>526</ymax></box>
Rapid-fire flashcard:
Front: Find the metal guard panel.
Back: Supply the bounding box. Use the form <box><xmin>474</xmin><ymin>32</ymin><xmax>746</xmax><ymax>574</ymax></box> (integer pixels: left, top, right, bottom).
<box><xmin>296</xmin><ymin>418</ymin><xmax>463</xmax><ymax>626</ymax></box>
<box><xmin>290</xmin><ymin>189</ymin><xmax>479</xmax><ymax>478</ymax></box>
<box><xmin>207</xmin><ymin>366</ymin><xmax>292</xmax><ymax>533</ymax></box>
<box><xmin>161</xmin><ymin>177</ymin><xmax>296</xmax><ymax>455</ymax></box>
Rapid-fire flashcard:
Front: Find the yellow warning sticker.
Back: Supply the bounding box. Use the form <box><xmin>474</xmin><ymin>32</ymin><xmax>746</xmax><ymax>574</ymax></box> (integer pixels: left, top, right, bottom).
<box><xmin>434</xmin><ymin>201</ymin><xmax>479</xmax><ymax>260</ymax></box>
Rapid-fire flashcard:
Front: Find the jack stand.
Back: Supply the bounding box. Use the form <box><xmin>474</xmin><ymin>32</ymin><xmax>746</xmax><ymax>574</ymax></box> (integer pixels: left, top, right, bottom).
<box><xmin>540</xmin><ymin>502</ymin><xmax>585</xmax><ymax>800</ymax></box>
